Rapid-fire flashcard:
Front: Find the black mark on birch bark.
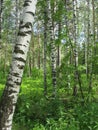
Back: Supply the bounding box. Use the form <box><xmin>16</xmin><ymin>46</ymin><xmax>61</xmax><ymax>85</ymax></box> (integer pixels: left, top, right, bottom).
<box><xmin>15</xmin><ymin>57</ymin><xmax>26</xmax><ymax>63</ymax></box>
<box><xmin>14</xmin><ymin>46</ymin><xmax>25</xmax><ymax>54</ymax></box>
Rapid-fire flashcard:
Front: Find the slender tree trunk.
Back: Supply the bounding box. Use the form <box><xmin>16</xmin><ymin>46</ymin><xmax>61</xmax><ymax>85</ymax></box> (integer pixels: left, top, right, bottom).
<box><xmin>64</xmin><ymin>0</ymin><xmax>71</xmax><ymax>91</ymax></box>
<box><xmin>27</xmin><ymin>47</ymin><xmax>32</xmax><ymax>77</ymax></box>
<box><xmin>0</xmin><ymin>0</ymin><xmax>3</xmax><ymax>48</ymax></box>
<box><xmin>72</xmin><ymin>0</ymin><xmax>84</xmax><ymax>99</ymax></box>
<box><xmin>49</xmin><ymin>0</ymin><xmax>57</xmax><ymax>97</ymax></box>
<box><xmin>86</xmin><ymin>0</ymin><xmax>90</xmax><ymax>79</ymax></box>
<box><xmin>4</xmin><ymin>43</ymin><xmax>7</xmax><ymax>75</ymax></box>
<box><xmin>29</xmin><ymin>47</ymin><xmax>32</xmax><ymax>77</ymax></box>
<box><xmin>57</xmin><ymin>22</ymin><xmax>61</xmax><ymax>67</ymax></box>
<box><xmin>72</xmin><ymin>0</ymin><xmax>78</xmax><ymax>96</ymax></box>
<box><xmin>37</xmin><ymin>22</ymin><xmax>41</xmax><ymax>69</ymax></box>
<box><xmin>88</xmin><ymin>0</ymin><xmax>95</xmax><ymax>94</ymax></box>
<box><xmin>0</xmin><ymin>1</ymin><xmax>37</xmax><ymax>130</ymax></box>
<box><xmin>43</xmin><ymin>0</ymin><xmax>48</xmax><ymax>96</ymax></box>
<box><xmin>15</xmin><ymin>0</ymin><xmax>19</xmax><ymax>43</ymax></box>
<box><xmin>0</xmin><ymin>0</ymin><xmax>1</xmax><ymax>45</ymax></box>
<box><xmin>30</xmin><ymin>32</ymin><xmax>35</xmax><ymax>69</ymax></box>
<box><xmin>92</xmin><ymin>0</ymin><xmax>96</xmax><ymax>55</ymax></box>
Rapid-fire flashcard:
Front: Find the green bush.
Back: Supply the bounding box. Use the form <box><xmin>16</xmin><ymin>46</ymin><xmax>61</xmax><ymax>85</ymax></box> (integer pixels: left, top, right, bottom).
<box><xmin>74</xmin><ymin>103</ymin><xmax>98</xmax><ymax>130</ymax></box>
<box><xmin>13</xmin><ymin>77</ymin><xmax>98</xmax><ymax>130</ymax></box>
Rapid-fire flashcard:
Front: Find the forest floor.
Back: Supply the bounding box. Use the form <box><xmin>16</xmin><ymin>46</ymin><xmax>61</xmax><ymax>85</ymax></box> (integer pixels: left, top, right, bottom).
<box><xmin>12</xmin><ymin>123</ymin><xmax>27</xmax><ymax>130</ymax></box>
<box><xmin>0</xmin><ymin>76</ymin><xmax>98</xmax><ymax>130</ymax></box>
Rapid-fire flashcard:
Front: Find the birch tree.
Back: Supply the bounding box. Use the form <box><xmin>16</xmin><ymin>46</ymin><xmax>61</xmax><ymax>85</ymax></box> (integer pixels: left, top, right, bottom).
<box><xmin>49</xmin><ymin>0</ymin><xmax>57</xmax><ymax>97</ymax></box>
<box><xmin>0</xmin><ymin>0</ymin><xmax>37</xmax><ymax>130</ymax></box>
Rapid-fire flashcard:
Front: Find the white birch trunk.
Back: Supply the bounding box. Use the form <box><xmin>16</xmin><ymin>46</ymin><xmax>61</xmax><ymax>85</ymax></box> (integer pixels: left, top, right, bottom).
<box><xmin>48</xmin><ymin>0</ymin><xmax>57</xmax><ymax>97</ymax></box>
<box><xmin>0</xmin><ymin>0</ymin><xmax>37</xmax><ymax>130</ymax></box>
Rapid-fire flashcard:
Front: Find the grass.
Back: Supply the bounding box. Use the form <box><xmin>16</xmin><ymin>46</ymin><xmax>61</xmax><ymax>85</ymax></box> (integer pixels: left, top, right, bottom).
<box><xmin>12</xmin><ymin>123</ymin><xmax>27</xmax><ymax>130</ymax></box>
<box><xmin>0</xmin><ymin>76</ymin><xmax>98</xmax><ymax>130</ymax></box>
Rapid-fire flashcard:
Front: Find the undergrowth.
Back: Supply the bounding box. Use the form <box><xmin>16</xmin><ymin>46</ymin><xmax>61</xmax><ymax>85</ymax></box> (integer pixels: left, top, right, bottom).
<box><xmin>0</xmin><ymin>72</ymin><xmax>98</xmax><ymax>130</ymax></box>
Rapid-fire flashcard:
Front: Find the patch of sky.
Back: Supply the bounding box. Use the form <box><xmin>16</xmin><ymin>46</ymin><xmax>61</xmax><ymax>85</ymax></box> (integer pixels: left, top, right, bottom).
<box><xmin>78</xmin><ymin>31</ymin><xmax>85</xmax><ymax>44</ymax></box>
<box><xmin>33</xmin><ymin>23</ymin><xmax>44</xmax><ymax>34</ymax></box>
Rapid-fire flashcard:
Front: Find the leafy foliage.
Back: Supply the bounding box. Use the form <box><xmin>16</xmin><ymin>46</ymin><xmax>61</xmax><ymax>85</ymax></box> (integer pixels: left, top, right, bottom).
<box><xmin>11</xmin><ymin>77</ymin><xmax>98</xmax><ymax>130</ymax></box>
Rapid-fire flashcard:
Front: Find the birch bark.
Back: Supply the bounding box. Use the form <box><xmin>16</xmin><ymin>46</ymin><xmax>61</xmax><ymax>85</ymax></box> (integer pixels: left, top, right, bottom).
<box><xmin>49</xmin><ymin>0</ymin><xmax>57</xmax><ymax>97</ymax></box>
<box><xmin>0</xmin><ymin>0</ymin><xmax>37</xmax><ymax>130</ymax></box>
